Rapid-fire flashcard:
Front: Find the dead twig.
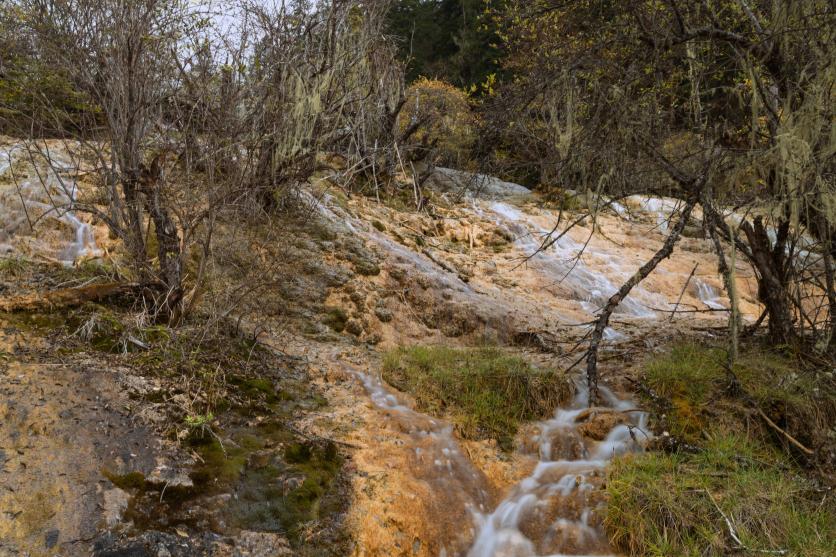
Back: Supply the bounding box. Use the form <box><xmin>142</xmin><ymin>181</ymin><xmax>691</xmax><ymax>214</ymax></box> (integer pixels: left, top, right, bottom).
<box><xmin>755</xmin><ymin>407</ymin><xmax>814</xmax><ymax>455</ymax></box>
<box><xmin>670</xmin><ymin>263</ymin><xmax>699</xmax><ymax>321</ymax></box>
<box><xmin>700</xmin><ymin>488</ymin><xmax>788</xmax><ymax>555</ymax></box>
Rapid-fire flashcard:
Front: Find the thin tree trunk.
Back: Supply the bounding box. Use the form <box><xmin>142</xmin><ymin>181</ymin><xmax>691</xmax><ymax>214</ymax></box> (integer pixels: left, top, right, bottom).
<box><xmin>586</xmin><ymin>197</ymin><xmax>697</xmax><ymax>406</ymax></box>
<box><xmin>816</xmin><ymin>214</ymin><xmax>836</xmax><ymax>353</ymax></box>
<box><xmin>741</xmin><ymin>217</ymin><xmax>795</xmax><ymax>345</ymax></box>
<box><xmin>703</xmin><ymin>193</ymin><xmax>741</xmax><ymax>391</ymax></box>
<box><xmin>139</xmin><ymin>155</ymin><xmax>183</xmax><ymax>320</ymax></box>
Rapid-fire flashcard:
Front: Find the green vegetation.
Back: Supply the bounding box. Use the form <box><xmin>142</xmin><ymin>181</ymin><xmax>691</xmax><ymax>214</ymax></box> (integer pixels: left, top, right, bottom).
<box><xmin>386</xmin><ymin>0</ymin><xmax>501</xmax><ymax>88</ymax></box>
<box><xmin>382</xmin><ymin>345</ymin><xmax>570</xmax><ymax>449</ymax></box>
<box><xmin>398</xmin><ymin>77</ymin><xmax>478</xmax><ymax>168</ymax></box>
<box><xmin>642</xmin><ymin>342</ymin><xmax>831</xmax><ymax>447</ymax></box>
<box><xmin>607</xmin><ymin>435</ymin><xmax>835</xmax><ymax>557</ymax></box>
<box><xmin>0</xmin><ymin>15</ymin><xmax>95</xmax><ymax>136</ymax></box>
<box><xmin>0</xmin><ymin>256</ymin><xmax>29</xmax><ymax>277</ymax></box>
<box><xmin>226</xmin><ymin>437</ymin><xmax>343</xmax><ymax>542</ymax></box>
<box><xmin>114</xmin><ymin>426</ymin><xmax>344</xmax><ymax>550</ymax></box>
<box><xmin>606</xmin><ymin>342</ymin><xmax>836</xmax><ymax>556</ymax></box>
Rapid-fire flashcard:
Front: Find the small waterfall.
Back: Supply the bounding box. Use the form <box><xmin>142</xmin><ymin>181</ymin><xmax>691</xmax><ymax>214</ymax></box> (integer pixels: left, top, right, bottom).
<box><xmin>467</xmin><ymin>384</ymin><xmax>649</xmax><ymax>557</ymax></box>
<box><xmin>1</xmin><ymin>142</ymin><xmax>102</xmax><ymax>264</ymax></box>
<box><xmin>617</xmin><ymin>196</ymin><xmax>683</xmax><ymax>235</ymax></box>
<box><xmin>695</xmin><ymin>280</ymin><xmax>726</xmax><ymax>311</ymax></box>
<box><xmin>0</xmin><ymin>143</ymin><xmax>21</xmax><ymax>177</ymax></box>
<box><xmin>19</xmin><ymin>175</ymin><xmax>102</xmax><ymax>265</ymax></box>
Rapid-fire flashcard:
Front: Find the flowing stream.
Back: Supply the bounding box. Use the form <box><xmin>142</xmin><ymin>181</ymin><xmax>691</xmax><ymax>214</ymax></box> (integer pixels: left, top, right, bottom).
<box><xmin>347</xmin><ymin>358</ymin><xmax>648</xmax><ymax>557</ymax></box>
<box><xmin>468</xmin><ymin>384</ymin><xmax>648</xmax><ymax>557</ymax></box>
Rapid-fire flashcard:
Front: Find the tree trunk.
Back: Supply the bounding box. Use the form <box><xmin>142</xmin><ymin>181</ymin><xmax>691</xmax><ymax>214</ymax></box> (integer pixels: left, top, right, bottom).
<box><xmin>139</xmin><ymin>155</ymin><xmax>183</xmax><ymax>320</ymax></box>
<box><xmin>703</xmin><ymin>192</ymin><xmax>741</xmax><ymax>392</ymax></box>
<box><xmin>741</xmin><ymin>217</ymin><xmax>795</xmax><ymax>345</ymax></box>
<box><xmin>120</xmin><ymin>174</ymin><xmax>150</xmax><ymax>280</ymax></box>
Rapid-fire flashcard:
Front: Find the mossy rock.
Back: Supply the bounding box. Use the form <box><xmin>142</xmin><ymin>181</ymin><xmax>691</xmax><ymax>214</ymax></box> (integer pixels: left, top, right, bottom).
<box><xmin>322</xmin><ymin>307</ymin><xmax>348</xmax><ymax>332</ymax></box>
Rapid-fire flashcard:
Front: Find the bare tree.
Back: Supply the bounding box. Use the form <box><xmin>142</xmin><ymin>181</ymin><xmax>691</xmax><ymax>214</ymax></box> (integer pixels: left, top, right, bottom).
<box><xmin>17</xmin><ymin>0</ymin><xmax>205</xmax><ymax>319</ymax></box>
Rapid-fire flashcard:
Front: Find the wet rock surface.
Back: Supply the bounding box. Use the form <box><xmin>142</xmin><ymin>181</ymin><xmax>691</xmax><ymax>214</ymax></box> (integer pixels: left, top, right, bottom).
<box><xmin>0</xmin><ymin>324</ymin><xmax>168</xmax><ymax>556</ymax></box>
<box><xmin>0</xmin><ymin>139</ymin><xmax>774</xmax><ymax>557</ymax></box>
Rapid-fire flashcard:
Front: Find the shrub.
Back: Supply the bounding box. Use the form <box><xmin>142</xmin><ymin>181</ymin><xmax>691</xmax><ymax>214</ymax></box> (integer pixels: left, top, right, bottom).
<box><xmin>398</xmin><ymin>78</ymin><xmax>477</xmax><ymax>169</ymax></box>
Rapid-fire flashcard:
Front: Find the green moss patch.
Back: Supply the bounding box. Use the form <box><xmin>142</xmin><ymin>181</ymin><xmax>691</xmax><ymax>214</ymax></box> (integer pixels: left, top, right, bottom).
<box><xmin>382</xmin><ymin>345</ymin><xmax>571</xmax><ymax>450</ymax></box>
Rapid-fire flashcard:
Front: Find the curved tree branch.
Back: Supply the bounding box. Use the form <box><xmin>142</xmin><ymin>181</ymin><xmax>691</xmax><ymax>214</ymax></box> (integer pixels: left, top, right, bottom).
<box><xmin>585</xmin><ymin>196</ymin><xmax>698</xmax><ymax>405</ymax></box>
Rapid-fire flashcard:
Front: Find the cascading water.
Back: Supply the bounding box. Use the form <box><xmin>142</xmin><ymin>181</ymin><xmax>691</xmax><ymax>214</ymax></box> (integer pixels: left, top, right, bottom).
<box><xmin>467</xmin><ymin>384</ymin><xmax>649</xmax><ymax>557</ymax></box>
<box><xmin>485</xmin><ymin>201</ymin><xmax>657</xmax><ymax>320</ymax></box>
<box><xmin>346</xmin><ymin>353</ymin><xmax>649</xmax><ymax>557</ymax></box>
<box><xmin>340</xmin><ymin>360</ymin><xmax>493</xmax><ymax>555</ymax></box>
<box><xmin>306</xmin><ymin>188</ymin><xmax>750</xmax><ymax>555</ymax></box>
<box><xmin>0</xmin><ymin>144</ymin><xmax>101</xmax><ymax>264</ymax></box>
<box><xmin>695</xmin><ymin>279</ymin><xmax>726</xmax><ymax>311</ymax></box>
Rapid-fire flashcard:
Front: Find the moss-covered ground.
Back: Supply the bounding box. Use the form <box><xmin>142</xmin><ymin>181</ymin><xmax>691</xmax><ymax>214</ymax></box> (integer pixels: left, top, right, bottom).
<box><xmin>382</xmin><ymin>345</ymin><xmax>571</xmax><ymax>450</ymax></box>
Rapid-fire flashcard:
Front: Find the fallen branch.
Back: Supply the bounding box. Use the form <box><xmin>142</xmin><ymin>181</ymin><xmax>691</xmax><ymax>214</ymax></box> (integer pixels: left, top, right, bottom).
<box><xmin>755</xmin><ymin>407</ymin><xmax>814</xmax><ymax>455</ymax></box>
<box><xmin>742</xmin><ymin>308</ymin><xmax>768</xmax><ymax>337</ymax></box>
<box><xmin>0</xmin><ymin>282</ymin><xmax>141</xmax><ymax>312</ymax></box>
<box><xmin>573</xmin><ymin>406</ymin><xmax>641</xmax><ymax>422</ymax></box>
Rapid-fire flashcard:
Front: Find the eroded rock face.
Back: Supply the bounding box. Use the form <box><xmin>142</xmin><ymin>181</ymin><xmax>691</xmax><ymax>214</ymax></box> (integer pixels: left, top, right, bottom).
<box><xmin>102</xmin><ymin>488</ymin><xmax>131</xmax><ymax>528</ymax></box>
<box><xmin>229</xmin><ymin>531</ymin><xmax>293</xmax><ymax>557</ymax></box>
<box><xmin>1</xmin><ymin>141</ymin><xmax>772</xmax><ymax>557</ymax></box>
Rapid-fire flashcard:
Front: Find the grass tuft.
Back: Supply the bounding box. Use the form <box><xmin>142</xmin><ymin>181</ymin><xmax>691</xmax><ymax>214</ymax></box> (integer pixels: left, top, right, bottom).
<box><xmin>606</xmin><ymin>434</ymin><xmax>835</xmax><ymax>557</ymax></box>
<box><xmin>642</xmin><ymin>342</ymin><xmax>832</xmax><ymax>447</ymax></box>
<box><xmin>606</xmin><ymin>341</ymin><xmax>836</xmax><ymax>556</ymax></box>
<box><xmin>382</xmin><ymin>345</ymin><xmax>571</xmax><ymax>450</ymax></box>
